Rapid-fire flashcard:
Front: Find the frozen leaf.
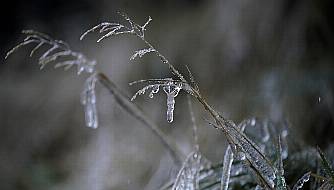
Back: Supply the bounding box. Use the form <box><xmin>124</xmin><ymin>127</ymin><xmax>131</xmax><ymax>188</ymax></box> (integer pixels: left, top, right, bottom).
<box><xmin>292</xmin><ymin>172</ymin><xmax>311</xmax><ymax>190</ymax></box>
<box><xmin>275</xmin><ymin>136</ymin><xmax>288</xmax><ymax>190</ymax></box>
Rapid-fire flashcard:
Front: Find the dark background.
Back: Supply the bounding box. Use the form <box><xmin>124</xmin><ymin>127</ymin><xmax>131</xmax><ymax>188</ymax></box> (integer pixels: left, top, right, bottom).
<box><xmin>0</xmin><ymin>0</ymin><xmax>333</xmax><ymax>189</ymax></box>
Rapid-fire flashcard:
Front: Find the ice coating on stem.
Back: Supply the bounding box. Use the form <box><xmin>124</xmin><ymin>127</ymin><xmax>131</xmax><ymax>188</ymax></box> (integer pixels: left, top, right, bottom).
<box><xmin>81</xmin><ymin>73</ymin><xmax>98</xmax><ymax>128</ymax></box>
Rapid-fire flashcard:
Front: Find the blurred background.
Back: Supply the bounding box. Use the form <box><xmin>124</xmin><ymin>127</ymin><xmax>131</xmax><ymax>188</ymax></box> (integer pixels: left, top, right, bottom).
<box><xmin>0</xmin><ymin>0</ymin><xmax>333</xmax><ymax>189</ymax></box>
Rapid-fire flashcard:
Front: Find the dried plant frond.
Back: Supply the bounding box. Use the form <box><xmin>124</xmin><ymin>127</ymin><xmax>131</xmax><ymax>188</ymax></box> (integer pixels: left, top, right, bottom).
<box><xmin>6</xmin><ymin>30</ymin><xmax>96</xmax><ymax>75</ymax></box>
<box><xmin>80</xmin><ymin>12</ymin><xmax>152</xmax><ymax>42</ymax></box>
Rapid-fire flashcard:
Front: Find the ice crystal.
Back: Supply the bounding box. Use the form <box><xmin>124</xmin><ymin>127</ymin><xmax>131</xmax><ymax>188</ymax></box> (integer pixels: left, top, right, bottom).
<box><xmin>81</xmin><ymin>73</ymin><xmax>99</xmax><ymax>128</ymax></box>
<box><xmin>292</xmin><ymin>172</ymin><xmax>311</xmax><ymax>190</ymax></box>
<box><xmin>172</xmin><ymin>151</ymin><xmax>202</xmax><ymax>190</ymax></box>
<box><xmin>130</xmin><ymin>47</ymin><xmax>156</xmax><ymax>60</ymax></box>
<box><xmin>130</xmin><ymin>78</ymin><xmax>183</xmax><ymax>123</ymax></box>
<box><xmin>6</xmin><ymin>30</ymin><xmax>96</xmax><ymax>75</ymax></box>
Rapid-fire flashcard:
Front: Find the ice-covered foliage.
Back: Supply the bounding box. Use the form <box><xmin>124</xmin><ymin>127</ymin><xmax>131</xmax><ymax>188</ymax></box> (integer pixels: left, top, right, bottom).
<box><xmin>6</xmin><ymin>30</ymin><xmax>96</xmax><ymax>75</ymax></box>
<box><xmin>5</xmin><ymin>30</ymin><xmax>99</xmax><ymax>128</ymax></box>
<box><xmin>7</xmin><ymin>13</ymin><xmax>334</xmax><ymax>190</ymax></box>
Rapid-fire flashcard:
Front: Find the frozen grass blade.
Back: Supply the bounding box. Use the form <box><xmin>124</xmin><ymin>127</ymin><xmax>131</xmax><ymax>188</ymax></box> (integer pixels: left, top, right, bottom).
<box><xmin>275</xmin><ymin>136</ymin><xmax>287</xmax><ymax>190</ymax></box>
<box><xmin>317</xmin><ymin>147</ymin><xmax>334</xmax><ymax>184</ymax></box>
<box><xmin>220</xmin><ymin>119</ymin><xmax>248</xmax><ymax>190</ymax></box>
<box><xmin>292</xmin><ymin>171</ymin><xmax>311</xmax><ymax>190</ymax></box>
<box><xmin>210</xmin><ymin>119</ymin><xmax>276</xmax><ymax>189</ymax></box>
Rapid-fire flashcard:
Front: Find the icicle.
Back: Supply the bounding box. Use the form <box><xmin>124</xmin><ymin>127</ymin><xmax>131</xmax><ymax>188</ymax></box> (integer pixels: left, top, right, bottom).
<box><xmin>221</xmin><ymin>146</ymin><xmax>234</xmax><ymax>190</ymax></box>
<box><xmin>163</xmin><ymin>81</ymin><xmax>181</xmax><ymax>123</ymax></box>
<box><xmin>292</xmin><ymin>172</ymin><xmax>311</xmax><ymax>190</ymax></box>
<box><xmin>81</xmin><ymin>73</ymin><xmax>98</xmax><ymax>128</ymax></box>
